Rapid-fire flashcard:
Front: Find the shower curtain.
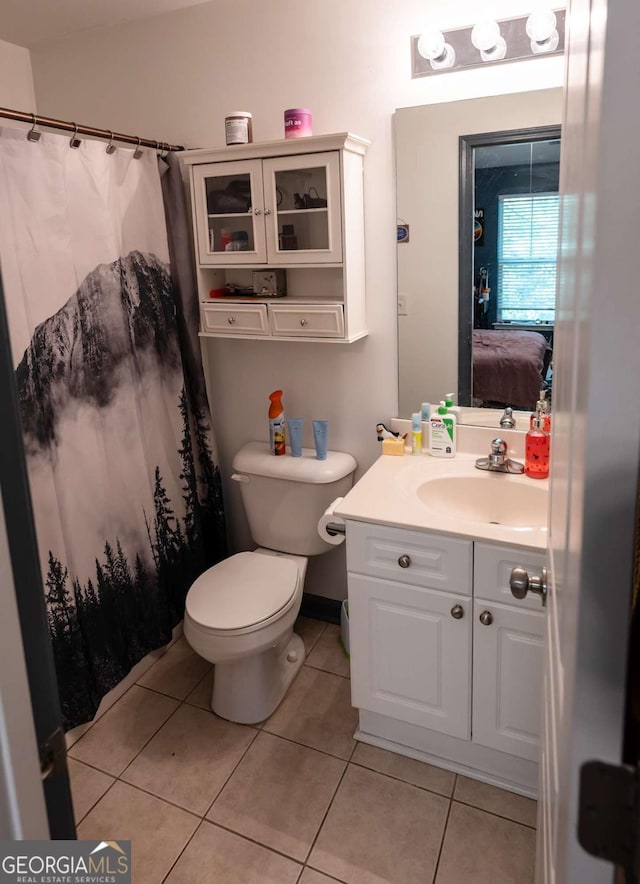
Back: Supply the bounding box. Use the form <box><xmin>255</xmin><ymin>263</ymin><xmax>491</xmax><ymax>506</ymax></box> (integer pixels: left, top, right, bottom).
<box><xmin>0</xmin><ymin>126</ymin><xmax>226</xmax><ymax>730</ymax></box>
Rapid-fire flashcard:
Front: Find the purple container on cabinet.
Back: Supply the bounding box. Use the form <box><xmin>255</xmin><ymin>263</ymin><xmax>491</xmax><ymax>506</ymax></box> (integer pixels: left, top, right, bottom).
<box><xmin>284</xmin><ymin>108</ymin><xmax>312</xmax><ymax>138</ymax></box>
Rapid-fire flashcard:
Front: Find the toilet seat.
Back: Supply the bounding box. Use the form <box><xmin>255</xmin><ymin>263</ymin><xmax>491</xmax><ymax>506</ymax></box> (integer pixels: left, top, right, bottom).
<box><xmin>185</xmin><ymin>552</ymin><xmax>300</xmax><ymax>635</ymax></box>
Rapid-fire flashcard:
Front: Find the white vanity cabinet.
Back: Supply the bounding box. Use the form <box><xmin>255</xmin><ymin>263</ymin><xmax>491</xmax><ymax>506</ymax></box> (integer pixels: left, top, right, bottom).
<box><xmin>347</xmin><ymin>523</ymin><xmax>547</xmax><ymax>796</ymax></box>
<box><xmin>180</xmin><ymin>133</ymin><xmax>368</xmax><ymax>343</ymax></box>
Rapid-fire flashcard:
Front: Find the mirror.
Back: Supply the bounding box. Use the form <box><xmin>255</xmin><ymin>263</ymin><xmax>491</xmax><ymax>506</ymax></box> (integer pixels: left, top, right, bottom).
<box><xmin>396</xmin><ymin>88</ymin><xmax>563</xmax><ymax>426</ymax></box>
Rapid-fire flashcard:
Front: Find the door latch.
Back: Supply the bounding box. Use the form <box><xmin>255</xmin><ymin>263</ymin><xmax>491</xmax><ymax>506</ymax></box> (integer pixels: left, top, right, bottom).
<box><xmin>578</xmin><ymin>760</ymin><xmax>640</xmax><ymax>877</ymax></box>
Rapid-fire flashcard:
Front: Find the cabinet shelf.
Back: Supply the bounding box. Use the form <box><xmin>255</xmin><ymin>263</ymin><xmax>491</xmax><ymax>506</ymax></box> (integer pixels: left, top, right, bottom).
<box><xmin>277</xmin><ymin>208</ymin><xmax>329</xmax><ymax>216</ymax></box>
<box><xmin>207</xmin><ymin>212</ymin><xmax>252</xmax><ymax>219</ymax></box>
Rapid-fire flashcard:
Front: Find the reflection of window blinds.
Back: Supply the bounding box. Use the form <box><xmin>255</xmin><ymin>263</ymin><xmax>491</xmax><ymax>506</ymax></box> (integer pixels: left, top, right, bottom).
<box><xmin>497</xmin><ymin>193</ymin><xmax>559</xmax><ymax>322</ymax></box>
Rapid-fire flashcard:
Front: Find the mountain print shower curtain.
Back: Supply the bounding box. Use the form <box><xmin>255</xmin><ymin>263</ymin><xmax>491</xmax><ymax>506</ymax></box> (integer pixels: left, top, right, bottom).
<box><xmin>0</xmin><ymin>126</ymin><xmax>226</xmax><ymax>730</ymax></box>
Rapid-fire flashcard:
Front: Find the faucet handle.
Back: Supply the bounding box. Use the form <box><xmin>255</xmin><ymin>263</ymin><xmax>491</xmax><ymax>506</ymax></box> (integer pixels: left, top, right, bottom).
<box><xmin>500</xmin><ymin>407</ymin><xmax>516</xmax><ymax>429</ymax></box>
<box><xmin>491</xmin><ymin>438</ymin><xmax>508</xmax><ymax>456</ymax></box>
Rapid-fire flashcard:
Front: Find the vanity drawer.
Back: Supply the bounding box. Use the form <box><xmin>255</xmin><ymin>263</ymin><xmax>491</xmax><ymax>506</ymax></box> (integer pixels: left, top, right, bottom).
<box><xmin>269</xmin><ymin>303</ymin><xmax>344</xmax><ymax>338</ymax></box>
<box><xmin>346</xmin><ymin>521</ymin><xmax>472</xmax><ymax>595</ymax></box>
<box><xmin>201</xmin><ymin>302</ymin><xmax>269</xmax><ymax>335</ymax></box>
<box><xmin>474</xmin><ymin>542</ymin><xmax>548</xmax><ymax>611</ymax></box>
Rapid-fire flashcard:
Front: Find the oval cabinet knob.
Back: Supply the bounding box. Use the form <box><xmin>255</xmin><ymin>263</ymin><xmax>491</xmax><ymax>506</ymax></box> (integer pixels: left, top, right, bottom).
<box><xmin>227</xmin><ymin>316</ymin><xmax>236</xmax><ymax>325</ymax></box>
<box><xmin>300</xmin><ymin>318</ymin><xmax>308</xmax><ymax>326</ymax></box>
<box><xmin>450</xmin><ymin>604</ymin><xmax>464</xmax><ymax>620</ymax></box>
<box><xmin>479</xmin><ymin>610</ymin><xmax>493</xmax><ymax>626</ymax></box>
<box><xmin>398</xmin><ymin>554</ymin><xmax>411</xmax><ymax>569</ymax></box>
<box><xmin>254</xmin><ymin>208</ymin><xmax>263</xmax><ymax>215</ymax></box>
<box><xmin>264</xmin><ymin>208</ymin><xmax>272</xmax><ymax>216</ymax></box>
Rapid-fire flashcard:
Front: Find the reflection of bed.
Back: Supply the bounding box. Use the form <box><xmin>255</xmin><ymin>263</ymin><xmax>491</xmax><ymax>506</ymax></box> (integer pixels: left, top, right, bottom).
<box><xmin>472</xmin><ymin>329</ymin><xmax>551</xmax><ymax>410</ymax></box>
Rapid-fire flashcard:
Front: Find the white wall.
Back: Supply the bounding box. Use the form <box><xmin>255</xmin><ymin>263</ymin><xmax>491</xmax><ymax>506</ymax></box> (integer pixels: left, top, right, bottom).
<box><xmin>0</xmin><ymin>38</ymin><xmax>36</xmax><ymax>110</ymax></box>
<box><xmin>29</xmin><ymin>0</ymin><xmax>563</xmax><ymax>600</ymax></box>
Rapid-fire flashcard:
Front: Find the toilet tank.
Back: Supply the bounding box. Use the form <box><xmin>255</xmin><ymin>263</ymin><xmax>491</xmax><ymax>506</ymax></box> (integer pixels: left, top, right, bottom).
<box><xmin>232</xmin><ymin>441</ymin><xmax>357</xmax><ymax>556</ymax></box>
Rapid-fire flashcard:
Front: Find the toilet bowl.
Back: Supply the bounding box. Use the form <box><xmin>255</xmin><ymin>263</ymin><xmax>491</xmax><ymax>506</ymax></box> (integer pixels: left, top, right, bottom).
<box><xmin>183</xmin><ymin>441</ymin><xmax>357</xmax><ymax>724</ymax></box>
<box><xmin>184</xmin><ymin>549</ymin><xmax>307</xmax><ymax>723</ymax></box>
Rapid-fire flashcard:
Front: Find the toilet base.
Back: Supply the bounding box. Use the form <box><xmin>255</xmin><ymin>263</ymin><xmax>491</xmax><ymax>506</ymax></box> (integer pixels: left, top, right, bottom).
<box><xmin>211</xmin><ymin>630</ymin><xmax>305</xmax><ymax>724</ymax></box>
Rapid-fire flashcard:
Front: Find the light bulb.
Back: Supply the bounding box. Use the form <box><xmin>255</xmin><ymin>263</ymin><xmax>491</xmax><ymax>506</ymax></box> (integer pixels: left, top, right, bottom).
<box><xmin>471</xmin><ymin>19</ymin><xmax>499</xmax><ymax>51</ymax></box>
<box><xmin>417</xmin><ymin>27</ymin><xmax>456</xmax><ymax>69</ymax></box>
<box><xmin>526</xmin><ymin>9</ymin><xmax>557</xmax><ymax>42</ymax></box>
<box><xmin>526</xmin><ymin>9</ymin><xmax>559</xmax><ymax>54</ymax></box>
<box><xmin>471</xmin><ymin>19</ymin><xmax>507</xmax><ymax>61</ymax></box>
<box><xmin>417</xmin><ymin>28</ymin><xmax>445</xmax><ymax>60</ymax></box>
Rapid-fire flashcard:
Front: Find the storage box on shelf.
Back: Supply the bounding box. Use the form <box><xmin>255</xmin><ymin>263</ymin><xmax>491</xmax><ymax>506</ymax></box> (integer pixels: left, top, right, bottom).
<box><xmin>179</xmin><ymin>133</ymin><xmax>369</xmax><ymax>343</ymax></box>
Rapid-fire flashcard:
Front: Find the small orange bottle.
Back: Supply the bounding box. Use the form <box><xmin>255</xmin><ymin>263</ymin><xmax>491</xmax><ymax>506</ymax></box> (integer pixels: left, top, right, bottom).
<box><xmin>268</xmin><ymin>390</ymin><xmax>286</xmax><ymax>456</ymax></box>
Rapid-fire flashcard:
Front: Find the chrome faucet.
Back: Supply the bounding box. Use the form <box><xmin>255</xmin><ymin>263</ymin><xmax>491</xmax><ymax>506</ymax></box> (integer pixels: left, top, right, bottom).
<box><xmin>475</xmin><ymin>438</ymin><xmax>524</xmax><ymax>474</ymax></box>
<box><xmin>499</xmin><ymin>407</ymin><xmax>516</xmax><ymax>429</ymax></box>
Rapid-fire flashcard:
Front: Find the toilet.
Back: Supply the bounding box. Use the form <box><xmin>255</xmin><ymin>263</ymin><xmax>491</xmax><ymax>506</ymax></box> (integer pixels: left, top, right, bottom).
<box><xmin>183</xmin><ymin>441</ymin><xmax>356</xmax><ymax>724</ymax></box>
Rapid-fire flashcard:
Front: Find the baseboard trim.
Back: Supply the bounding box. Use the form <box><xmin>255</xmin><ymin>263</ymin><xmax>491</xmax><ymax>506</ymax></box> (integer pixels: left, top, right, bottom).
<box><xmin>300</xmin><ymin>593</ymin><xmax>342</xmax><ymax>624</ymax></box>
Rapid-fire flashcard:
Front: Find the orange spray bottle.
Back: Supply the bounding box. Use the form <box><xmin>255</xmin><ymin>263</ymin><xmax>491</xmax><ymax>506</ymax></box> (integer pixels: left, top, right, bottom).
<box><xmin>268</xmin><ymin>390</ymin><xmax>286</xmax><ymax>456</ymax></box>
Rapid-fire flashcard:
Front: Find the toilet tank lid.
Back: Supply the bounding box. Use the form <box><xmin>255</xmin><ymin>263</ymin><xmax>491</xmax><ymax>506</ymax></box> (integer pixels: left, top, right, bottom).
<box><xmin>233</xmin><ymin>441</ymin><xmax>357</xmax><ymax>483</ymax></box>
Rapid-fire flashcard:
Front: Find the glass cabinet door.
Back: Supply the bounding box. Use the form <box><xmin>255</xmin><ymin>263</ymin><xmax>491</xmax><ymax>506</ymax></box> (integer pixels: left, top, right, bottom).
<box><xmin>262</xmin><ymin>152</ymin><xmax>343</xmax><ymax>264</ymax></box>
<box><xmin>192</xmin><ymin>159</ymin><xmax>266</xmax><ymax>264</ymax></box>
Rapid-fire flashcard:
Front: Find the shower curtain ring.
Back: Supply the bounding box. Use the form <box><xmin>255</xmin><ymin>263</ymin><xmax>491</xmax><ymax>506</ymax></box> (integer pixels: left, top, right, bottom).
<box><xmin>69</xmin><ymin>124</ymin><xmax>82</xmax><ymax>149</ymax></box>
<box><xmin>133</xmin><ymin>137</ymin><xmax>143</xmax><ymax>159</ymax></box>
<box><xmin>27</xmin><ymin>113</ymin><xmax>41</xmax><ymax>143</ymax></box>
<box><xmin>106</xmin><ymin>131</ymin><xmax>117</xmax><ymax>154</ymax></box>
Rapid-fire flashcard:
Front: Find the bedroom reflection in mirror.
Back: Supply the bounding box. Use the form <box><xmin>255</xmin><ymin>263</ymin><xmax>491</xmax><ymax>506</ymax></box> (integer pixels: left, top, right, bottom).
<box><xmin>470</xmin><ymin>135</ymin><xmax>559</xmax><ymax>411</ymax></box>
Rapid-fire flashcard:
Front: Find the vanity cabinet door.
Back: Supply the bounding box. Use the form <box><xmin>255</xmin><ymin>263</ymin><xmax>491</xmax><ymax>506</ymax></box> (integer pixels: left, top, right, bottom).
<box><xmin>349</xmin><ymin>573</ymin><xmax>471</xmax><ymax>739</ymax></box>
<box><xmin>472</xmin><ymin>599</ymin><xmax>545</xmax><ymax>761</ymax></box>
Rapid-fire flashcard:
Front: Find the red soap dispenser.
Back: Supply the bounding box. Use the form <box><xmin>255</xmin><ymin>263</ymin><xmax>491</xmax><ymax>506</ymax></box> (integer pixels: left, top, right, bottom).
<box><xmin>525</xmin><ymin>414</ymin><xmax>550</xmax><ymax>479</ymax></box>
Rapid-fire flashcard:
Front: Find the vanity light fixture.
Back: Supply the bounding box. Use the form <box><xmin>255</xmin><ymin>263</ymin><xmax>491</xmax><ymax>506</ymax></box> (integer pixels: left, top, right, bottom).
<box><xmin>411</xmin><ymin>9</ymin><xmax>565</xmax><ymax>78</ymax></box>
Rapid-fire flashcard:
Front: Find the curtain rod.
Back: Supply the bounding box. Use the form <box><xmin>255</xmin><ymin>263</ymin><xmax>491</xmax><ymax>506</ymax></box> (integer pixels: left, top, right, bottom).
<box><xmin>0</xmin><ymin>106</ymin><xmax>184</xmax><ymax>152</ymax></box>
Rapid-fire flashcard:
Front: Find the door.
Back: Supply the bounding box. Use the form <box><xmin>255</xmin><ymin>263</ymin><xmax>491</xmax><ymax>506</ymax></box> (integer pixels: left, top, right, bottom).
<box><xmin>262</xmin><ymin>151</ymin><xmax>343</xmax><ymax>264</ymax></box>
<box><xmin>192</xmin><ymin>158</ymin><xmax>267</xmax><ymax>264</ymax></box>
<box><xmin>0</xmin><ymin>270</ymin><xmax>75</xmax><ymax>838</ymax></box>
<box><xmin>348</xmin><ymin>573</ymin><xmax>471</xmax><ymax>739</ymax></box>
<box><xmin>472</xmin><ymin>600</ymin><xmax>545</xmax><ymax>762</ymax></box>
<box><xmin>539</xmin><ymin>0</ymin><xmax>640</xmax><ymax>881</ymax></box>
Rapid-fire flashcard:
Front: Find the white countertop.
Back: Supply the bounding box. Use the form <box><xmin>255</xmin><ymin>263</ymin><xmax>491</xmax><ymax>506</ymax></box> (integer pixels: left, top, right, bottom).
<box><xmin>335</xmin><ymin>450</ymin><xmax>548</xmax><ymax>551</ymax></box>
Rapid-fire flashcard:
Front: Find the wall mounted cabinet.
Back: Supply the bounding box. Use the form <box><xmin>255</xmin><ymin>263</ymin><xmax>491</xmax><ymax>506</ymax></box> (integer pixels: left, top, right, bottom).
<box><xmin>180</xmin><ymin>133</ymin><xmax>368</xmax><ymax>343</ymax></box>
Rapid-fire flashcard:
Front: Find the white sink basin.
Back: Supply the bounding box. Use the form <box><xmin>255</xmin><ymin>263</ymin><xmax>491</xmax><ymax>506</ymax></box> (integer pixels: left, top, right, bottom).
<box><xmin>416</xmin><ymin>473</ymin><xmax>547</xmax><ymax>530</ymax></box>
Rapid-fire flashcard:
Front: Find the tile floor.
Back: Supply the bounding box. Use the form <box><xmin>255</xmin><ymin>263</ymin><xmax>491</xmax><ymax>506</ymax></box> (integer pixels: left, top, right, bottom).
<box><xmin>67</xmin><ymin>617</ymin><xmax>537</xmax><ymax>884</ymax></box>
